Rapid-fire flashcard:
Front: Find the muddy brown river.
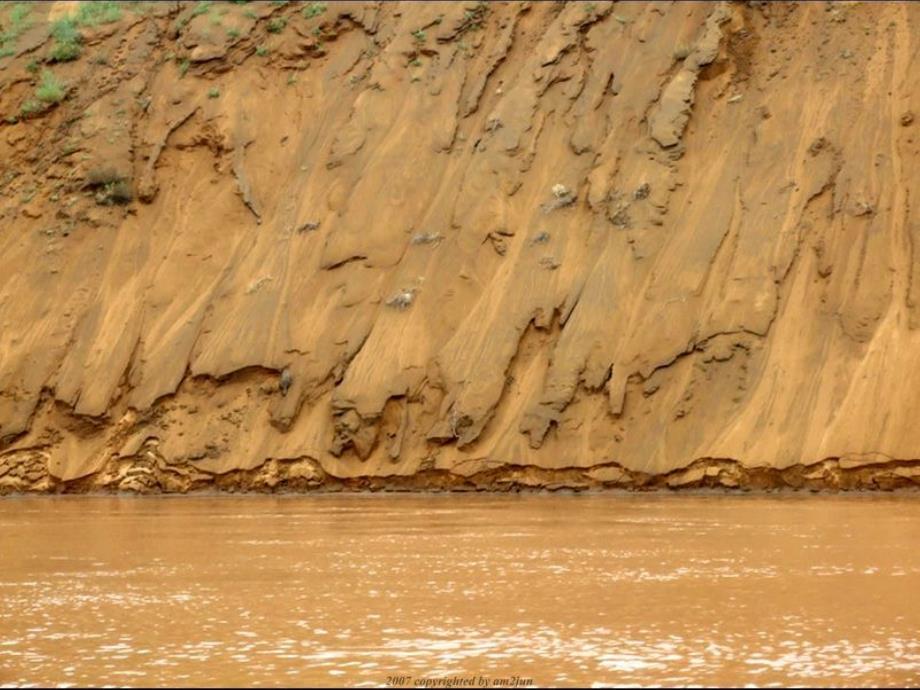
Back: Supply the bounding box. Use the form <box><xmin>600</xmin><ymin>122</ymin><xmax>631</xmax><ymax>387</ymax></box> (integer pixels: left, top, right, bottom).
<box><xmin>1</xmin><ymin>495</ymin><xmax>918</xmax><ymax>687</ymax></box>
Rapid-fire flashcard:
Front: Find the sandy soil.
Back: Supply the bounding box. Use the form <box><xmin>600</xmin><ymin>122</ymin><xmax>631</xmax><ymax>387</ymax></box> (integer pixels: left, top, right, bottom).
<box><xmin>1</xmin><ymin>1</ymin><xmax>919</xmax><ymax>492</ymax></box>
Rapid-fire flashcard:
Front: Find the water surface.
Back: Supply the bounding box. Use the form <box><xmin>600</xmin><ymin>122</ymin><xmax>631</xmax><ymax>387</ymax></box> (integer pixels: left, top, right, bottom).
<box><xmin>1</xmin><ymin>495</ymin><xmax>919</xmax><ymax>687</ymax></box>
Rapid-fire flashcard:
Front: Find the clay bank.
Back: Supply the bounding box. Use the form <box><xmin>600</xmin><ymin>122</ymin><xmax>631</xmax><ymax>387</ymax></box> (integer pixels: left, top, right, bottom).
<box><xmin>1</xmin><ymin>1</ymin><xmax>920</xmax><ymax>493</ymax></box>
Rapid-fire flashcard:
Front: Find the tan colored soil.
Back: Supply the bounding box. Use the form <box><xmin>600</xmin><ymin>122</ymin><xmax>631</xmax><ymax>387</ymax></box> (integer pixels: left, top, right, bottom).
<box><xmin>1</xmin><ymin>1</ymin><xmax>919</xmax><ymax>492</ymax></box>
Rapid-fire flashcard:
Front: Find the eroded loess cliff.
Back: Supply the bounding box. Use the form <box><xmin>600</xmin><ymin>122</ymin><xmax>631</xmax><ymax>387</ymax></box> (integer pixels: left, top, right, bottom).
<box><xmin>1</xmin><ymin>0</ymin><xmax>919</xmax><ymax>493</ymax></box>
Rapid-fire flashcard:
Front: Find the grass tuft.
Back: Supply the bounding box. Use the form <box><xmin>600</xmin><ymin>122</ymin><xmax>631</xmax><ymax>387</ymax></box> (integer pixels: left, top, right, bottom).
<box><xmin>303</xmin><ymin>2</ymin><xmax>326</xmax><ymax>19</ymax></box>
<box><xmin>267</xmin><ymin>17</ymin><xmax>287</xmax><ymax>33</ymax></box>
<box><xmin>74</xmin><ymin>1</ymin><xmax>122</xmax><ymax>27</ymax></box>
<box><xmin>36</xmin><ymin>69</ymin><xmax>66</xmax><ymax>103</ymax></box>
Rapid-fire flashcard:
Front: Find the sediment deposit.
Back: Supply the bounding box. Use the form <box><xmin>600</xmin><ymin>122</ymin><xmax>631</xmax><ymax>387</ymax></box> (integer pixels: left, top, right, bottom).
<box><xmin>1</xmin><ymin>0</ymin><xmax>919</xmax><ymax>492</ymax></box>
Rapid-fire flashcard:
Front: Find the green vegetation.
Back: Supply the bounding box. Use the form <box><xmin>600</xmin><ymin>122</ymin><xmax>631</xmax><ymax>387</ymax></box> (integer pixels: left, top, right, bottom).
<box><xmin>178</xmin><ymin>58</ymin><xmax>190</xmax><ymax>77</ymax></box>
<box><xmin>0</xmin><ymin>3</ymin><xmax>33</xmax><ymax>58</ymax></box>
<box><xmin>411</xmin><ymin>29</ymin><xmax>426</xmax><ymax>43</ymax></box>
<box><xmin>459</xmin><ymin>2</ymin><xmax>488</xmax><ymax>34</ymax></box>
<box><xmin>0</xmin><ymin>2</ymin><xmax>32</xmax><ymax>46</ymax></box>
<box><xmin>303</xmin><ymin>2</ymin><xmax>326</xmax><ymax>19</ymax></box>
<box><xmin>74</xmin><ymin>1</ymin><xmax>122</xmax><ymax>26</ymax></box>
<box><xmin>26</xmin><ymin>59</ymin><xmax>39</xmax><ymax>73</ymax></box>
<box><xmin>20</xmin><ymin>99</ymin><xmax>42</xmax><ymax>115</ymax></box>
<box><xmin>208</xmin><ymin>86</ymin><xmax>220</xmax><ymax>98</ymax></box>
<box><xmin>243</xmin><ymin>9</ymin><xmax>257</xmax><ymax>19</ymax></box>
<box><xmin>267</xmin><ymin>17</ymin><xmax>286</xmax><ymax>33</ymax></box>
<box><xmin>226</xmin><ymin>27</ymin><xmax>241</xmax><ymax>38</ymax></box>
<box><xmin>21</xmin><ymin>69</ymin><xmax>66</xmax><ymax>114</ymax></box>
<box><xmin>48</xmin><ymin>43</ymin><xmax>82</xmax><ymax>62</ymax></box>
<box><xmin>49</xmin><ymin>18</ymin><xmax>82</xmax><ymax>62</ymax></box>
<box><xmin>8</xmin><ymin>3</ymin><xmax>31</xmax><ymax>30</ymax></box>
<box><xmin>36</xmin><ymin>69</ymin><xmax>66</xmax><ymax>103</ymax></box>
<box><xmin>255</xmin><ymin>45</ymin><xmax>269</xmax><ymax>56</ymax></box>
<box><xmin>191</xmin><ymin>1</ymin><xmax>213</xmax><ymax>18</ymax></box>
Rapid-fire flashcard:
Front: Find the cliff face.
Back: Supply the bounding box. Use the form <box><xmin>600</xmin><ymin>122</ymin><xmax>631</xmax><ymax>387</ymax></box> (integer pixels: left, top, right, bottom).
<box><xmin>1</xmin><ymin>0</ymin><xmax>919</xmax><ymax>493</ymax></box>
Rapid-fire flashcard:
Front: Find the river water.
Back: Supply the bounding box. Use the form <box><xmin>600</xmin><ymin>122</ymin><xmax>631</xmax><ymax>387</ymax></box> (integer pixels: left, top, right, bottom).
<box><xmin>1</xmin><ymin>495</ymin><xmax>918</xmax><ymax>687</ymax></box>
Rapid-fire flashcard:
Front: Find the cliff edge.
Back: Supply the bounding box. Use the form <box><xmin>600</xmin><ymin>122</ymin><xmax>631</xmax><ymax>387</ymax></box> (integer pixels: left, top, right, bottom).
<box><xmin>1</xmin><ymin>0</ymin><xmax>919</xmax><ymax>493</ymax></box>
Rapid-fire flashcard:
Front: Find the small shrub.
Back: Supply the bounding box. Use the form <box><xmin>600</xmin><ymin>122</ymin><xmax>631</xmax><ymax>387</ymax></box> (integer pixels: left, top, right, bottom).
<box><xmin>36</xmin><ymin>70</ymin><xmax>66</xmax><ymax>103</ymax></box>
<box><xmin>1</xmin><ymin>3</ymin><xmax>32</xmax><ymax>48</ymax></box>
<box><xmin>51</xmin><ymin>17</ymin><xmax>81</xmax><ymax>42</ymax></box>
<box><xmin>95</xmin><ymin>179</ymin><xmax>133</xmax><ymax>205</ymax></box>
<box><xmin>9</xmin><ymin>3</ymin><xmax>31</xmax><ymax>28</ymax></box>
<box><xmin>84</xmin><ymin>167</ymin><xmax>132</xmax><ymax>204</ymax></box>
<box><xmin>267</xmin><ymin>17</ymin><xmax>286</xmax><ymax>33</ymax></box>
<box><xmin>49</xmin><ymin>17</ymin><xmax>83</xmax><ymax>62</ymax></box>
<box><xmin>178</xmin><ymin>58</ymin><xmax>190</xmax><ymax>77</ymax></box>
<box><xmin>243</xmin><ymin>9</ymin><xmax>257</xmax><ymax>19</ymax></box>
<box><xmin>85</xmin><ymin>167</ymin><xmax>121</xmax><ymax>186</ymax></box>
<box><xmin>191</xmin><ymin>1</ymin><xmax>212</xmax><ymax>18</ymax></box>
<box><xmin>20</xmin><ymin>99</ymin><xmax>42</xmax><ymax>115</ymax></box>
<box><xmin>226</xmin><ymin>27</ymin><xmax>241</xmax><ymax>38</ymax></box>
<box><xmin>411</xmin><ymin>29</ymin><xmax>426</xmax><ymax>43</ymax></box>
<box><xmin>25</xmin><ymin>59</ymin><xmax>39</xmax><ymax>73</ymax></box>
<box><xmin>207</xmin><ymin>86</ymin><xmax>220</xmax><ymax>98</ymax></box>
<box><xmin>74</xmin><ymin>1</ymin><xmax>122</xmax><ymax>26</ymax></box>
<box><xmin>303</xmin><ymin>2</ymin><xmax>326</xmax><ymax>19</ymax></box>
<box><xmin>255</xmin><ymin>45</ymin><xmax>269</xmax><ymax>56</ymax></box>
<box><xmin>50</xmin><ymin>40</ymin><xmax>82</xmax><ymax>62</ymax></box>
<box><xmin>459</xmin><ymin>2</ymin><xmax>488</xmax><ymax>34</ymax></box>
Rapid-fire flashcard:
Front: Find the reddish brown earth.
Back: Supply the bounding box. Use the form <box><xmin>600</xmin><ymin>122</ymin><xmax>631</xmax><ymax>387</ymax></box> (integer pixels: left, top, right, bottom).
<box><xmin>1</xmin><ymin>1</ymin><xmax>919</xmax><ymax>493</ymax></box>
